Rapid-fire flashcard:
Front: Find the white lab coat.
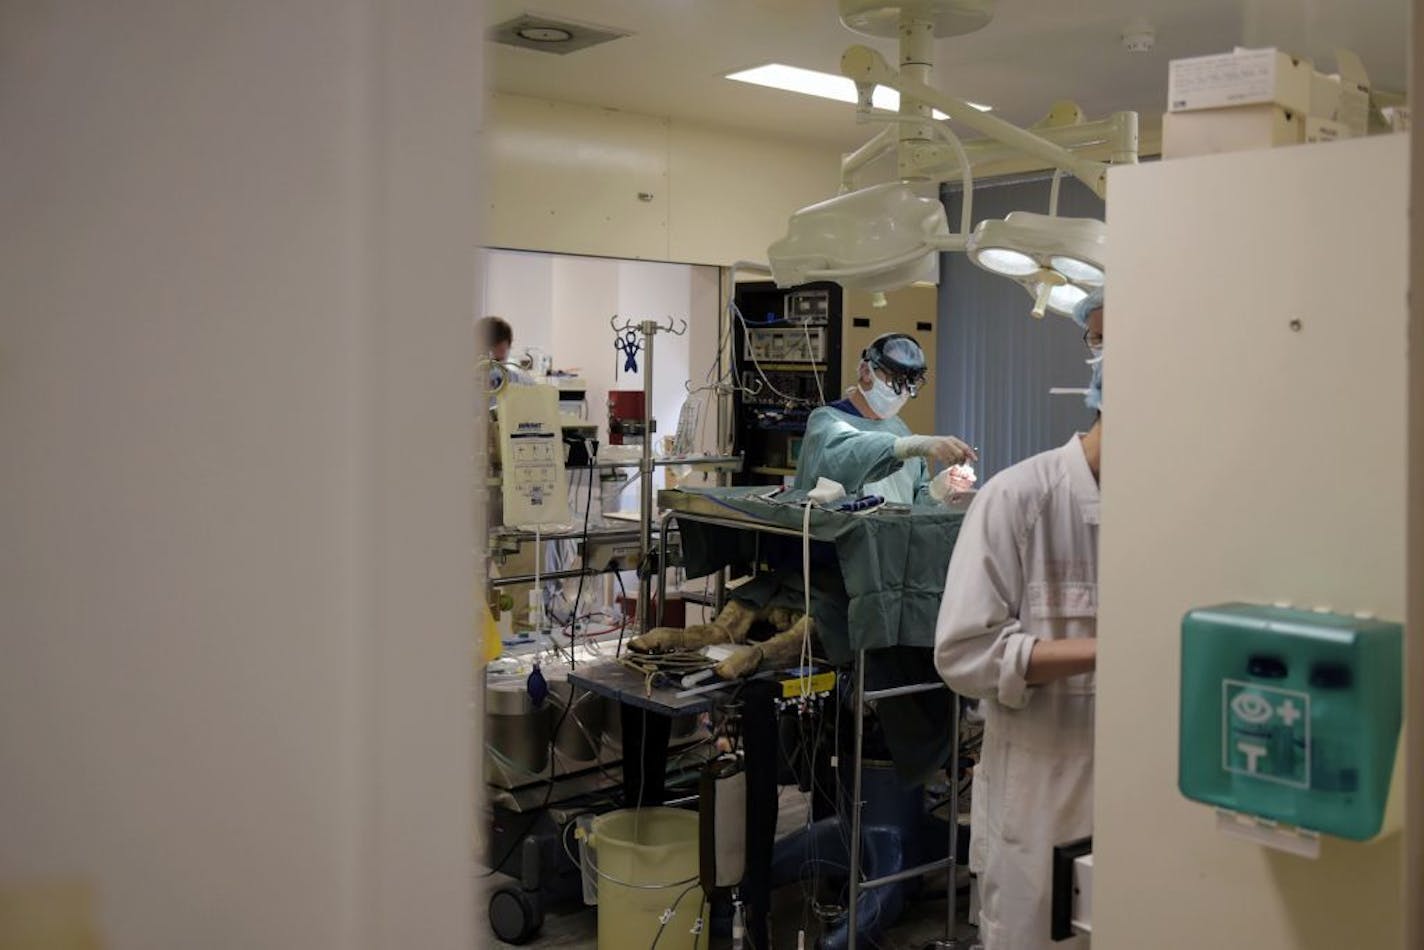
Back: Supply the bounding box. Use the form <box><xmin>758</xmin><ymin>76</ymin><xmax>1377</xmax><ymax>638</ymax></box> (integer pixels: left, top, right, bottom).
<box><xmin>934</xmin><ymin>435</ymin><xmax>1099</xmax><ymax>950</ymax></box>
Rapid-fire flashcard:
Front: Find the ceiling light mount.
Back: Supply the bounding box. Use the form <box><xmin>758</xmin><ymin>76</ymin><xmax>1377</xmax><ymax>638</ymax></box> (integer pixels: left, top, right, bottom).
<box><xmin>765</xmin><ymin>1</ymin><xmax>1133</xmax><ymax>312</ymax></box>
<box><xmin>516</xmin><ymin>26</ymin><xmax>572</xmax><ymax>43</ymax></box>
<box><xmin>489</xmin><ymin>14</ymin><xmax>628</xmax><ymax>56</ymax></box>
<box><xmin>839</xmin><ymin>0</ymin><xmax>995</xmax><ymax>40</ymax></box>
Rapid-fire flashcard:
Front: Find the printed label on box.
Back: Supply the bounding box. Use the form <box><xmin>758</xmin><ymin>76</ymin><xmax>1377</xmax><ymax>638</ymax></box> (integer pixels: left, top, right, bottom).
<box><xmin>1222</xmin><ymin>679</ymin><xmax>1311</xmax><ymax>789</ymax></box>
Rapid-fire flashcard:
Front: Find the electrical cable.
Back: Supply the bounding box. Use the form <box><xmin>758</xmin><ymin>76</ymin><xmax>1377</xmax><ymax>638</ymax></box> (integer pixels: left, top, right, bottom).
<box><xmin>801</xmin><ymin>319</ymin><xmax>826</xmax><ymax>405</ymax></box>
<box><xmin>614</xmin><ymin>568</ymin><xmax>631</xmax><ymax>656</ymax></box>
<box><xmin>733</xmin><ymin>303</ymin><xmax>810</xmax><ymax>405</ymax></box>
<box><xmin>561</xmin><ymin>439</ymin><xmax>600</xmax><ymax>659</ymax></box>
<box><xmin>648</xmin><ymin>881</ymin><xmax>703</xmax><ymax>950</ymax></box>
<box><xmin>633</xmin><ymin>705</ymin><xmax>649</xmax><ymax>847</ymax></box>
<box><xmin>480</xmin><ymin>686</ymin><xmax>577</xmax><ymax>878</ymax></box>
<box><xmin>799</xmin><ymin>501</ymin><xmax>814</xmax><ymax>696</ymax></box>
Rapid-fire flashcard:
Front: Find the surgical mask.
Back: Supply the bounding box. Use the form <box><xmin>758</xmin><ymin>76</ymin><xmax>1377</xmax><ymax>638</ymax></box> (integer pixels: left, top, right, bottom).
<box><xmin>863</xmin><ymin>372</ymin><xmax>909</xmax><ymax>419</ymax></box>
<box><xmin>1085</xmin><ymin>345</ymin><xmax>1103</xmax><ymax>412</ymax></box>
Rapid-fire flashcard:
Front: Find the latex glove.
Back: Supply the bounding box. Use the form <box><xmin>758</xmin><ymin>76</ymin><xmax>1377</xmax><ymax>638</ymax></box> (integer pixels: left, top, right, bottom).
<box><xmin>894</xmin><ymin>434</ymin><xmax>977</xmax><ymax>466</ymax></box>
<box><xmin>929</xmin><ymin>464</ymin><xmax>978</xmax><ymax>503</ymax></box>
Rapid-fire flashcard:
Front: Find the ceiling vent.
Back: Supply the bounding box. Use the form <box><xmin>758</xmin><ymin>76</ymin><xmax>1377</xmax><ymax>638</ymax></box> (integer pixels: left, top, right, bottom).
<box><xmin>488</xmin><ymin>13</ymin><xmax>630</xmax><ymax>55</ymax></box>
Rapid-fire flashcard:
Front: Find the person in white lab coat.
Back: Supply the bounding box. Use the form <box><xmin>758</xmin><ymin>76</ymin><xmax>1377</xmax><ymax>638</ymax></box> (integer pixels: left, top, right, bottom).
<box><xmin>933</xmin><ymin>289</ymin><xmax>1104</xmax><ymax>950</ymax></box>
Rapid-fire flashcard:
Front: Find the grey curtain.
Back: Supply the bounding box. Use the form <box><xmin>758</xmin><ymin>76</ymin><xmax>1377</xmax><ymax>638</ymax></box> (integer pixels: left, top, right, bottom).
<box><xmin>935</xmin><ymin>176</ymin><xmax>1103</xmax><ymax>480</ymax></box>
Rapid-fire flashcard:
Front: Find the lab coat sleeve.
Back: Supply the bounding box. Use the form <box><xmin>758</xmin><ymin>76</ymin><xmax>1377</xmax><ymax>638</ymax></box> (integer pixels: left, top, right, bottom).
<box><xmin>796</xmin><ymin>408</ymin><xmax>903</xmax><ymax>493</ymax></box>
<box><xmin>933</xmin><ymin>479</ymin><xmax>1037</xmax><ymax>709</ymax></box>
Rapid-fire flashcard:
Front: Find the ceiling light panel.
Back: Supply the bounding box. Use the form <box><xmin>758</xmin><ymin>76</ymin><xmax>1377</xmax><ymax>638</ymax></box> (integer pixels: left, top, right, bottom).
<box><xmin>725</xmin><ymin>63</ymin><xmax>991</xmax><ymax>118</ymax></box>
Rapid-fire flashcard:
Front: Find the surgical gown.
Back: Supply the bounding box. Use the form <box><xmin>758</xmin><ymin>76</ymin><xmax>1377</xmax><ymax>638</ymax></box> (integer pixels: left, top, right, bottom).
<box><xmin>933</xmin><ymin>435</ymin><xmax>1099</xmax><ymax>950</ymax></box>
<box><xmin>793</xmin><ymin>402</ymin><xmax>930</xmax><ymax>505</ymax></box>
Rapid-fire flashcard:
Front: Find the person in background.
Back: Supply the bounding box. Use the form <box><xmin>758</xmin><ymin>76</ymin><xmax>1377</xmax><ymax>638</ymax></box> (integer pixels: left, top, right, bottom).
<box><xmin>480</xmin><ymin>314</ymin><xmax>514</xmax><ymax>363</ymax></box>
<box><xmin>479</xmin><ymin>314</ymin><xmax>532</xmax><ymax>395</ymax></box>
<box><xmin>794</xmin><ymin>332</ymin><xmax>977</xmax><ymax>504</ymax></box>
<box><xmin>932</xmin><ymin>288</ymin><xmax>1104</xmax><ymax>950</ymax></box>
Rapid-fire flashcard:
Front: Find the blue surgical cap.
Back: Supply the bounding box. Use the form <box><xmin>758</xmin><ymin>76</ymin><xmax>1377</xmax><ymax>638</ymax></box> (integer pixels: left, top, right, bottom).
<box><xmin>1071</xmin><ymin>287</ymin><xmax>1104</xmax><ymax>329</ymax></box>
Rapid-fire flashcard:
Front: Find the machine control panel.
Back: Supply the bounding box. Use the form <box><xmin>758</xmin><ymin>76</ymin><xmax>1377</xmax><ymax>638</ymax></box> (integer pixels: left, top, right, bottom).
<box><xmin>743</xmin><ymin>326</ymin><xmax>826</xmax><ymax>363</ymax></box>
<box><xmin>784</xmin><ymin>289</ymin><xmax>831</xmax><ymax>325</ymax></box>
<box><xmin>739</xmin><ymin>370</ymin><xmax>823</xmax><ymax>407</ymax></box>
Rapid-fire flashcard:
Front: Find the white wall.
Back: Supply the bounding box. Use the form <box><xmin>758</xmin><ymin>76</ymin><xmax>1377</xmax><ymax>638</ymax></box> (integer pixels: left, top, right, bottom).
<box><xmin>550</xmin><ymin>254</ymin><xmax>625</xmax><ymax>441</ymax></box>
<box><xmin>1407</xmin><ymin>8</ymin><xmax>1424</xmax><ymax>940</ymax></box>
<box><xmin>481</xmin><ymin>249</ymin><xmax>555</xmax><ymax>359</ymax></box>
<box><xmin>1095</xmin><ymin>136</ymin><xmax>1409</xmax><ymax>949</ymax></box>
<box><xmin>486</xmin><ymin>92</ymin><xmax>843</xmax><ymax>266</ymax></box>
<box><xmin>618</xmin><ymin>259</ymin><xmax>695</xmax><ymax>452</ymax></box>
<box><xmin>687</xmin><ymin>265</ymin><xmax>727</xmax><ymax>459</ymax></box>
<box><xmin>0</xmin><ymin>3</ymin><xmax>478</xmax><ymax>948</ymax></box>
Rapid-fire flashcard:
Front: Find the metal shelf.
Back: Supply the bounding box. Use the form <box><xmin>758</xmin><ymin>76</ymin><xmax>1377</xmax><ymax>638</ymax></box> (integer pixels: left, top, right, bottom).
<box><xmin>746</xmin><ymin>361</ymin><xmax>830</xmax><ymax>371</ymax></box>
<box><xmin>577</xmin><ymin>453</ymin><xmax>742</xmax><ymax>471</ymax></box>
<box><xmin>492</xmin><ymin>523</ymin><xmax>643</xmax><ymax>544</ymax></box>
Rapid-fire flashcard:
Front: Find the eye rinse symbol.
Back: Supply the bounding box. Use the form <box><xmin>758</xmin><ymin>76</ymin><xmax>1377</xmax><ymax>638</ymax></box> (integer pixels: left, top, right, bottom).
<box><xmin>1231</xmin><ymin>691</ymin><xmax>1274</xmax><ymax>724</ymax></box>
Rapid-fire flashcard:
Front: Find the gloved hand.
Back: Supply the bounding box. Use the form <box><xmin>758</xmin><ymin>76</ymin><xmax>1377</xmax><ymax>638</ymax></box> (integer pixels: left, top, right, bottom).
<box><xmin>894</xmin><ymin>434</ymin><xmax>978</xmax><ymax>466</ymax></box>
<box><xmin>929</xmin><ymin>463</ymin><xmax>978</xmax><ymax>504</ymax></box>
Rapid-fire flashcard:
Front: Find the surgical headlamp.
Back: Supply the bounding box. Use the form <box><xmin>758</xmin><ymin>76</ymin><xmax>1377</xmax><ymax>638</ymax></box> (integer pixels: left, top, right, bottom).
<box><xmin>889</xmin><ymin>374</ymin><xmax>922</xmax><ymax>398</ymax></box>
<box><xmin>863</xmin><ymin>332</ymin><xmax>928</xmax><ymax>396</ymax></box>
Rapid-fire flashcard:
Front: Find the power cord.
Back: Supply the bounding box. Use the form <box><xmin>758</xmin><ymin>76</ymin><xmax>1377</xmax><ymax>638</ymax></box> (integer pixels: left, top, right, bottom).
<box><xmin>648</xmin><ymin>881</ymin><xmax>703</xmax><ymax>950</ymax></box>
<box><xmin>613</xmin><ymin>567</ymin><xmax>631</xmax><ymax>656</ymax></box>
<box><xmin>481</xmin><ymin>690</ymin><xmax>577</xmax><ymax>879</ymax></box>
<box><xmin>563</xmin><ymin>439</ymin><xmax>600</xmax><ymax>664</ymax></box>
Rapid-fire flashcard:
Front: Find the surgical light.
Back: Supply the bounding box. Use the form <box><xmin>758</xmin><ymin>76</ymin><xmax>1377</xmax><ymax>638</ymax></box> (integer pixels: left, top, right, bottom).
<box><xmin>966</xmin><ymin>211</ymin><xmax>1106</xmax><ymax>318</ymax></box>
<box><xmin>767</xmin><ymin>181</ymin><xmax>950</xmax><ymax>293</ymax></box>
<box><xmin>761</xmin><ymin>2</ymin><xmax>1135</xmax><ymax>305</ymax></box>
<box><xmin>1046</xmin><ymin>282</ymin><xmax>1088</xmax><ymax>313</ymax></box>
<box><xmin>1050</xmin><ymin>255</ymin><xmax>1104</xmax><ymax>286</ymax></box>
<box><xmin>724</xmin><ymin>63</ymin><xmax>991</xmax><ymax>119</ymax></box>
<box><xmin>974</xmin><ymin>247</ymin><xmax>1039</xmax><ymax>278</ymax></box>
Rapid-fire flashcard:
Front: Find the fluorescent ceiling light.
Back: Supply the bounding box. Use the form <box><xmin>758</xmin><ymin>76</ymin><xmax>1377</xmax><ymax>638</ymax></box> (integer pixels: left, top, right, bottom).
<box><xmin>725</xmin><ymin>63</ymin><xmax>991</xmax><ymax>119</ymax></box>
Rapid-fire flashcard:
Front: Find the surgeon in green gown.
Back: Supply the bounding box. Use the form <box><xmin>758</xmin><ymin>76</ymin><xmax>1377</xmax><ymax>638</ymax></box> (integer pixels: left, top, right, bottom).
<box><xmin>793</xmin><ymin>332</ymin><xmax>976</xmax><ymax>504</ymax></box>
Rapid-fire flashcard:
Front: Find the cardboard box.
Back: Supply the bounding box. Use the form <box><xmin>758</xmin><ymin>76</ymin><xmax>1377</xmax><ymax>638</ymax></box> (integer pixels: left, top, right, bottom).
<box><xmin>1168</xmin><ymin>48</ymin><xmax>1312</xmax><ymax>114</ymax></box>
<box><xmin>1310</xmin><ymin>71</ymin><xmax>1342</xmax><ymax>120</ymax></box>
<box><xmin>1162</xmin><ymin>105</ymin><xmax>1305</xmax><ymax>160</ymax></box>
<box><xmin>1304</xmin><ymin>116</ymin><xmax>1350</xmax><ymax>143</ymax></box>
<box><xmin>1332</xmin><ymin>49</ymin><xmax>1374</xmax><ymax>137</ymax></box>
<box><xmin>1335</xmin><ymin>79</ymin><xmax>1370</xmax><ymax>137</ymax></box>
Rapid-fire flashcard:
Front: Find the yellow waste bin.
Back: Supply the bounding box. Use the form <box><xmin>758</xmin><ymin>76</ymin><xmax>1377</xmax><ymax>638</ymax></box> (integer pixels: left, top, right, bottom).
<box><xmin>586</xmin><ymin>808</ymin><xmax>705</xmax><ymax>950</ymax></box>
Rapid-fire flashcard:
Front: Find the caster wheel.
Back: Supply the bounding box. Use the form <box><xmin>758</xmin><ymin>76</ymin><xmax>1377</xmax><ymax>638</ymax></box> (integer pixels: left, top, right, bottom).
<box><xmin>488</xmin><ymin>884</ymin><xmax>542</xmax><ymax>944</ymax></box>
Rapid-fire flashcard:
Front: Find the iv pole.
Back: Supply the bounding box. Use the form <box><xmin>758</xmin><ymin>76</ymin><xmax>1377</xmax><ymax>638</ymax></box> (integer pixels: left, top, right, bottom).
<box><xmin>610</xmin><ymin>314</ymin><xmax>687</xmax><ymax>636</ymax></box>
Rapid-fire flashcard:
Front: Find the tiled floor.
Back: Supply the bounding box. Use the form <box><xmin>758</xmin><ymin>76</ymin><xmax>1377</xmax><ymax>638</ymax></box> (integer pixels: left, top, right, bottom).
<box><xmin>480</xmin><ymin>792</ymin><xmax>979</xmax><ymax>950</ymax></box>
<box><xmin>481</xmin><ymin>883</ymin><xmax>978</xmax><ymax>949</ymax></box>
